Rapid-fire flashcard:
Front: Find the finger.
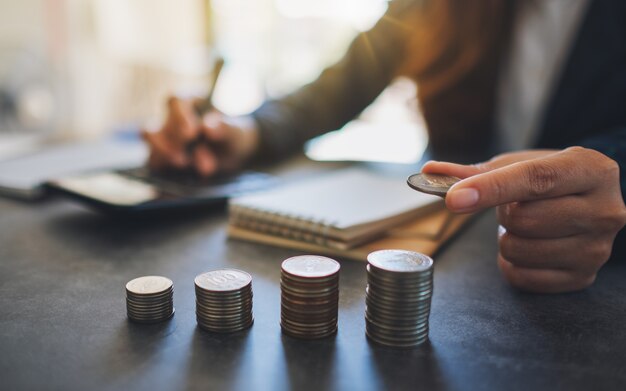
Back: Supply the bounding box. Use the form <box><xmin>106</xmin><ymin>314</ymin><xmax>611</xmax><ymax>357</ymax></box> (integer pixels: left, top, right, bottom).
<box><xmin>192</xmin><ymin>145</ymin><xmax>218</xmax><ymax>176</ymax></box>
<box><xmin>497</xmin><ymin>255</ymin><xmax>596</xmax><ymax>293</ymax></box>
<box><xmin>496</xmin><ymin>196</ymin><xmax>594</xmax><ymax>238</ymax></box>
<box><xmin>445</xmin><ymin>147</ymin><xmax>603</xmax><ymax>212</ymax></box>
<box><xmin>498</xmin><ymin>231</ymin><xmax>610</xmax><ymax>272</ymax></box>
<box><xmin>422</xmin><ymin>150</ymin><xmax>559</xmax><ymax>179</ymax></box>
<box><xmin>421</xmin><ymin>161</ymin><xmax>481</xmax><ymax>179</ymax></box>
<box><xmin>163</xmin><ymin>97</ymin><xmax>199</xmax><ymax>143</ymax></box>
<box><xmin>141</xmin><ymin>130</ymin><xmax>188</xmax><ymax>169</ymax></box>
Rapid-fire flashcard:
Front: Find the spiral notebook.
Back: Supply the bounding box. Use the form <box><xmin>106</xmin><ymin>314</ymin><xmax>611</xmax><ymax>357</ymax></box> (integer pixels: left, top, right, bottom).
<box><xmin>227</xmin><ymin>168</ymin><xmax>474</xmax><ymax>260</ymax></box>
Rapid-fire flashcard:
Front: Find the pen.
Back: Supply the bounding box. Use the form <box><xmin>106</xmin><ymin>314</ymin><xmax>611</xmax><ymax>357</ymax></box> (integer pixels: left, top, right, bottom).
<box><xmin>186</xmin><ymin>56</ymin><xmax>225</xmax><ymax>156</ymax></box>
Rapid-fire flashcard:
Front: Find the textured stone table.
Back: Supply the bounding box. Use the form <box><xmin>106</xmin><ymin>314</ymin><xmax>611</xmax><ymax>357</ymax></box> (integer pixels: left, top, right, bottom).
<box><xmin>1</xmin><ymin>160</ymin><xmax>625</xmax><ymax>391</ymax></box>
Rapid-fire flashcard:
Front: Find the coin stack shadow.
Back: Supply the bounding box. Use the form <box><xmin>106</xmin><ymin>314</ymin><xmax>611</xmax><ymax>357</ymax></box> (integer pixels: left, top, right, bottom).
<box><xmin>365</xmin><ymin>250</ymin><xmax>433</xmax><ymax>347</ymax></box>
<box><xmin>280</xmin><ymin>255</ymin><xmax>340</xmax><ymax>339</ymax></box>
<box><xmin>195</xmin><ymin>269</ymin><xmax>254</xmax><ymax>333</ymax></box>
<box><xmin>126</xmin><ymin>276</ymin><xmax>174</xmax><ymax>323</ymax></box>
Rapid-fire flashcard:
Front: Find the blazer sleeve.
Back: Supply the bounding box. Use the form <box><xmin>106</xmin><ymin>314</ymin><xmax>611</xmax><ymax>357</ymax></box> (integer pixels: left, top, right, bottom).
<box><xmin>251</xmin><ymin>0</ymin><xmax>417</xmax><ymax>161</ymax></box>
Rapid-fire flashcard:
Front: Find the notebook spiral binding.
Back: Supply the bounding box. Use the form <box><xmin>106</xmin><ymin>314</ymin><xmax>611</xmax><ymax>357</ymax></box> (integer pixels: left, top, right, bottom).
<box><xmin>228</xmin><ymin>203</ymin><xmax>337</xmax><ymax>247</ymax></box>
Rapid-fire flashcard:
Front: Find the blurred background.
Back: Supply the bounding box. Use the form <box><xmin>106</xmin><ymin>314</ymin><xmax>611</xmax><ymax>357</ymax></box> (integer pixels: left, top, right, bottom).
<box><xmin>0</xmin><ymin>0</ymin><xmax>426</xmax><ymax>163</ymax></box>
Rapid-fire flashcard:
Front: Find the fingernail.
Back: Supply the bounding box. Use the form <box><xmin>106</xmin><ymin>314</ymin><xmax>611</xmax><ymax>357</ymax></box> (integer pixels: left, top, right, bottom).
<box><xmin>447</xmin><ymin>188</ymin><xmax>479</xmax><ymax>210</ymax></box>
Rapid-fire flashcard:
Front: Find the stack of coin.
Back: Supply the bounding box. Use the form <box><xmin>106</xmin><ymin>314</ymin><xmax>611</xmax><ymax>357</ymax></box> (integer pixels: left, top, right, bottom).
<box><xmin>280</xmin><ymin>255</ymin><xmax>340</xmax><ymax>339</ymax></box>
<box><xmin>126</xmin><ymin>276</ymin><xmax>174</xmax><ymax>323</ymax></box>
<box><xmin>195</xmin><ymin>269</ymin><xmax>254</xmax><ymax>333</ymax></box>
<box><xmin>365</xmin><ymin>249</ymin><xmax>433</xmax><ymax>347</ymax></box>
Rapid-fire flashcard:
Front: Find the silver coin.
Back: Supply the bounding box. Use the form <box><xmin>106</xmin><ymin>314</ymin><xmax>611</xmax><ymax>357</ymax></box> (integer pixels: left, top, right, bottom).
<box><xmin>280</xmin><ymin>279</ymin><xmax>339</xmax><ymax>292</ymax></box>
<box><xmin>127</xmin><ymin>285</ymin><xmax>173</xmax><ymax>296</ymax></box>
<box><xmin>195</xmin><ymin>294</ymin><xmax>253</xmax><ymax>306</ymax></box>
<box><xmin>281</xmin><ymin>303</ymin><xmax>338</xmax><ymax>315</ymax></box>
<box><xmin>281</xmin><ymin>327</ymin><xmax>338</xmax><ymax>337</ymax></box>
<box><xmin>195</xmin><ymin>289</ymin><xmax>253</xmax><ymax>300</ymax></box>
<box><xmin>196</xmin><ymin>304</ymin><xmax>252</xmax><ymax>314</ymax></box>
<box><xmin>196</xmin><ymin>305</ymin><xmax>252</xmax><ymax>317</ymax></box>
<box><xmin>195</xmin><ymin>302</ymin><xmax>252</xmax><ymax>313</ymax></box>
<box><xmin>197</xmin><ymin>314</ymin><xmax>253</xmax><ymax>325</ymax></box>
<box><xmin>281</xmin><ymin>324</ymin><xmax>337</xmax><ymax>339</ymax></box>
<box><xmin>366</xmin><ymin>330</ymin><xmax>428</xmax><ymax>348</ymax></box>
<box><xmin>280</xmin><ymin>314</ymin><xmax>337</xmax><ymax>325</ymax></box>
<box><xmin>195</xmin><ymin>269</ymin><xmax>252</xmax><ymax>292</ymax></box>
<box><xmin>126</xmin><ymin>294</ymin><xmax>174</xmax><ymax>305</ymax></box>
<box><xmin>280</xmin><ymin>274</ymin><xmax>339</xmax><ymax>286</ymax></box>
<box><xmin>195</xmin><ymin>284</ymin><xmax>252</xmax><ymax>294</ymax></box>
<box><xmin>197</xmin><ymin>316</ymin><xmax>254</xmax><ymax>326</ymax></box>
<box><xmin>407</xmin><ymin>173</ymin><xmax>460</xmax><ymax>197</ymax></box>
<box><xmin>126</xmin><ymin>302</ymin><xmax>174</xmax><ymax>313</ymax></box>
<box><xmin>126</xmin><ymin>293</ymin><xmax>173</xmax><ymax>302</ymax></box>
<box><xmin>366</xmin><ymin>289</ymin><xmax>433</xmax><ymax>304</ymax></box>
<box><xmin>367</xmin><ymin>265</ymin><xmax>433</xmax><ymax>283</ymax></box>
<box><xmin>280</xmin><ymin>316</ymin><xmax>337</xmax><ymax>328</ymax></box>
<box><xmin>281</xmin><ymin>291</ymin><xmax>338</xmax><ymax>303</ymax></box>
<box><xmin>126</xmin><ymin>276</ymin><xmax>173</xmax><ymax>296</ymax></box>
<box><xmin>368</xmin><ymin>250</ymin><xmax>433</xmax><ymax>273</ymax></box>
<box><xmin>365</xmin><ymin>314</ymin><xmax>429</xmax><ymax>332</ymax></box>
<box><xmin>365</xmin><ymin>327</ymin><xmax>429</xmax><ymax>342</ymax></box>
<box><xmin>197</xmin><ymin>319</ymin><xmax>254</xmax><ymax>333</ymax></box>
<box><xmin>128</xmin><ymin>310</ymin><xmax>175</xmax><ymax>320</ymax></box>
<box><xmin>366</xmin><ymin>279</ymin><xmax>433</xmax><ymax>293</ymax></box>
<box><xmin>280</xmin><ymin>288</ymin><xmax>338</xmax><ymax>298</ymax></box>
<box><xmin>365</xmin><ymin>310</ymin><xmax>430</xmax><ymax>327</ymax></box>
<box><xmin>196</xmin><ymin>318</ymin><xmax>254</xmax><ymax>328</ymax></box>
<box><xmin>197</xmin><ymin>323</ymin><xmax>254</xmax><ymax>332</ymax></box>
<box><xmin>281</xmin><ymin>255</ymin><xmax>340</xmax><ymax>279</ymax></box>
<box><xmin>128</xmin><ymin>308</ymin><xmax>175</xmax><ymax>322</ymax></box>
<box><xmin>366</xmin><ymin>320</ymin><xmax>430</xmax><ymax>336</ymax></box>
<box><xmin>365</xmin><ymin>306</ymin><xmax>431</xmax><ymax>321</ymax></box>
<box><xmin>281</xmin><ymin>307</ymin><xmax>338</xmax><ymax>318</ymax></box>
<box><xmin>365</xmin><ymin>302</ymin><xmax>431</xmax><ymax>316</ymax></box>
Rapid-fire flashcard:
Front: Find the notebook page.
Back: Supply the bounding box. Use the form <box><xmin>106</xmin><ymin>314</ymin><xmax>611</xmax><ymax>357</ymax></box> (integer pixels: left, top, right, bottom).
<box><xmin>230</xmin><ymin>168</ymin><xmax>440</xmax><ymax>230</ymax></box>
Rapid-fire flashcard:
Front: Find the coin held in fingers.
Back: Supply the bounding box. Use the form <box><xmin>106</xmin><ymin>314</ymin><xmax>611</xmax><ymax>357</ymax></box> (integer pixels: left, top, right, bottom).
<box><xmin>407</xmin><ymin>173</ymin><xmax>460</xmax><ymax>198</ymax></box>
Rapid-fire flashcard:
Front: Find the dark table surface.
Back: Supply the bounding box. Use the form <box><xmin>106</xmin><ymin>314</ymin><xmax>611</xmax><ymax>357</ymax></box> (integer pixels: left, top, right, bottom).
<box><xmin>1</xmin><ymin>158</ymin><xmax>626</xmax><ymax>391</ymax></box>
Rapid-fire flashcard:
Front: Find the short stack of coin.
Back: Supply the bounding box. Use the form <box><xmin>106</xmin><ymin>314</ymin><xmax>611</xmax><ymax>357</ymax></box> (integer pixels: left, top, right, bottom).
<box><xmin>195</xmin><ymin>269</ymin><xmax>254</xmax><ymax>333</ymax></box>
<box><xmin>280</xmin><ymin>255</ymin><xmax>340</xmax><ymax>339</ymax></box>
<box><xmin>365</xmin><ymin>250</ymin><xmax>434</xmax><ymax>347</ymax></box>
<box><xmin>126</xmin><ymin>276</ymin><xmax>174</xmax><ymax>323</ymax></box>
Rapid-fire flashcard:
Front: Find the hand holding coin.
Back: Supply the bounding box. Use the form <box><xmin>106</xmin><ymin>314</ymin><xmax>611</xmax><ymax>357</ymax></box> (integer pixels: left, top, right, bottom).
<box><xmin>415</xmin><ymin>147</ymin><xmax>626</xmax><ymax>294</ymax></box>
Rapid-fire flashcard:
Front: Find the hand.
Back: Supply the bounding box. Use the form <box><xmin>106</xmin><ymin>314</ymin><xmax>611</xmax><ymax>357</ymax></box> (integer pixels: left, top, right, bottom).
<box><xmin>423</xmin><ymin>147</ymin><xmax>626</xmax><ymax>293</ymax></box>
<box><xmin>141</xmin><ymin>96</ymin><xmax>260</xmax><ymax>176</ymax></box>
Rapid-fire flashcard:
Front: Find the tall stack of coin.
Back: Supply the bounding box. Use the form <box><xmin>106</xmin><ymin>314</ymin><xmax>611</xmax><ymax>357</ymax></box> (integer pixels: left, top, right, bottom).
<box><xmin>195</xmin><ymin>269</ymin><xmax>254</xmax><ymax>333</ymax></box>
<box><xmin>365</xmin><ymin>250</ymin><xmax>433</xmax><ymax>347</ymax></box>
<box><xmin>280</xmin><ymin>255</ymin><xmax>340</xmax><ymax>339</ymax></box>
<box><xmin>126</xmin><ymin>276</ymin><xmax>174</xmax><ymax>323</ymax></box>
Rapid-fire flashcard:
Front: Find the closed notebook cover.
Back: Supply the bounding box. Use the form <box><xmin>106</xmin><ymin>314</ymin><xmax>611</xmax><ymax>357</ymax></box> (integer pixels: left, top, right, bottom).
<box><xmin>228</xmin><ymin>168</ymin><xmax>442</xmax><ymax>248</ymax></box>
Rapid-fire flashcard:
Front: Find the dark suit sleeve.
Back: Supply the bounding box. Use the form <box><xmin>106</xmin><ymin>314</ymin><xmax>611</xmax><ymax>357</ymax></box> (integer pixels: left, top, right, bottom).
<box><xmin>578</xmin><ymin>128</ymin><xmax>626</xmax><ymax>202</ymax></box>
<box><xmin>251</xmin><ymin>1</ymin><xmax>416</xmax><ymax>161</ymax></box>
